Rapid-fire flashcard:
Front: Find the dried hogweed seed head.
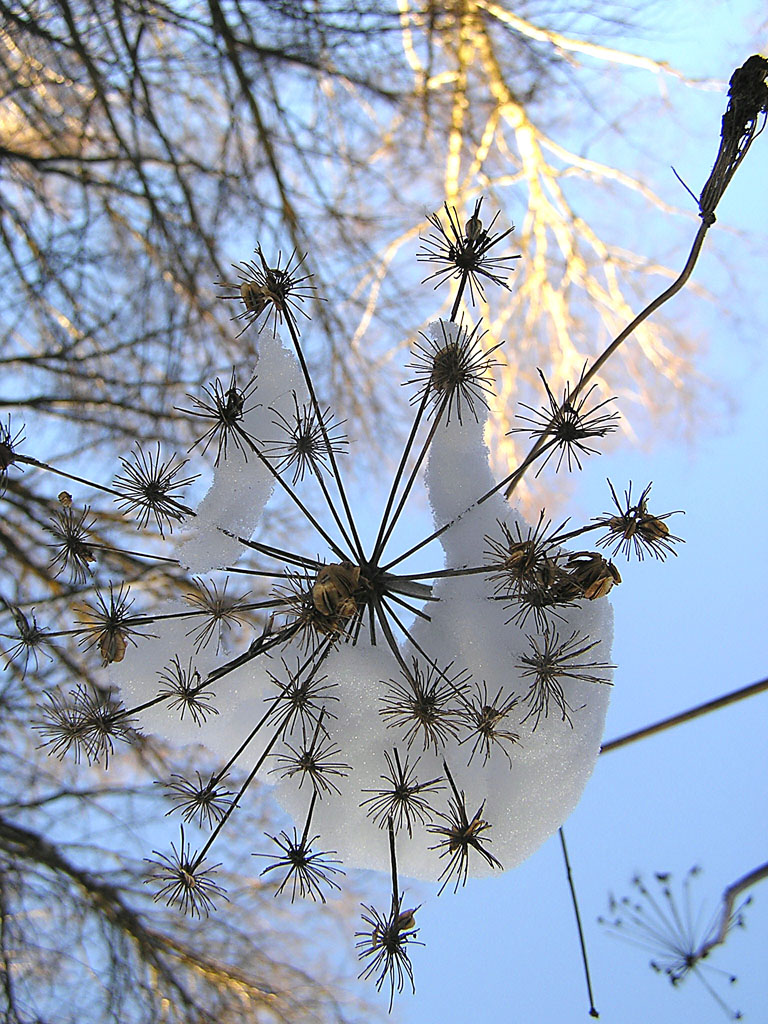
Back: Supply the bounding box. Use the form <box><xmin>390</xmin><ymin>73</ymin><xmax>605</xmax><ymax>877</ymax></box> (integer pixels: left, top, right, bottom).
<box><xmin>271</xmin><ymin>711</ymin><xmax>350</xmax><ymax>796</ymax></box>
<box><xmin>257</xmin><ymin>830</ymin><xmax>344</xmax><ymax>903</ymax></box>
<box><xmin>0</xmin><ymin>416</ymin><xmax>24</xmax><ymax>493</ymax></box>
<box><xmin>36</xmin><ymin>687</ymin><xmax>92</xmax><ymax>763</ymax></box>
<box><xmin>380</xmin><ymin>658</ymin><xmax>469</xmax><ymax>754</ymax></box>
<box><xmin>179</xmin><ymin>367</ymin><xmax>259</xmax><ymax>465</ymax></box>
<box><xmin>36</xmin><ymin>683</ymin><xmax>133</xmax><ymax>766</ymax></box>
<box><xmin>265</xmin><ymin>656</ymin><xmax>338</xmax><ymax>737</ymax></box>
<box><xmin>600</xmin><ymin>868</ymin><xmax>748</xmax><ymax>1020</ymax></box>
<box><xmin>222</xmin><ymin>246</ymin><xmax>315</xmax><ymax>334</ymax></box>
<box><xmin>75</xmin><ymin>582</ymin><xmax>150</xmax><ymax>666</ymax></box>
<box><xmin>146</xmin><ymin>827</ymin><xmax>227</xmax><ymax>918</ymax></box>
<box><xmin>356</xmin><ymin>899</ymin><xmax>422</xmax><ymax>1011</ymax></box>
<box><xmin>1</xmin><ymin>604</ymin><xmax>51</xmax><ymax>675</ymax></box>
<box><xmin>406</xmin><ymin>319</ymin><xmax>502</xmax><ymax>423</ymax></box>
<box><xmin>265</xmin><ymin>391</ymin><xmax>349</xmax><ymax>484</ymax></box>
<box><xmin>485</xmin><ymin>511</ymin><xmax>558</xmax><ymax>599</ymax></box>
<box><xmin>512</xmin><ymin>369</ymin><xmax>619</xmax><ymax>475</ymax></box>
<box><xmin>47</xmin><ymin>501</ymin><xmax>96</xmax><ymax>584</ymax></box>
<box><xmin>596</xmin><ymin>481</ymin><xmax>683</xmax><ymax>561</ymax></box>
<box><xmin>156</xmin><ymin>655</ymin><xmax>218</xmax><ymax>725</ymax></box>
<box><xmin>427</xmin><ymin>763</ymin><xmax>502</xmax><ymax>894</ymax></box>
<box><xmin>418</xmin><ymin>197</ymin><xmax>520</xmax><ymax>302</ymax></box>
<box><xmin>256</xmin><ymin>794</ymin><xmax>344</xmax><ymax>904</ymax></box>
<box><xmin>113</xmin><ymin>442</ymin><xmax>197</xmax><ymax>536</ymax></box>
<box><xmin>458</xmin><ymin>681</ymin><xmax>520</xmax><ymax>767</ymax></box>
<box><xmin>185</xmin><ymin>576</ymin><xmax>251</xmax><ymax>653</ymax></box>
<box><xmin>517</xmin><ymin>629</ymin><xmax>614</xmax><ymax>730</ymax></box>
<box><xmin>163</xmin><ymin>771</ymin><xmax>233</xmax><ymax>829</ymax></box>
<box><xmin>360</xmin><ymin>748</ymin><xmax>444</xmax><ymax>836</ymax></box>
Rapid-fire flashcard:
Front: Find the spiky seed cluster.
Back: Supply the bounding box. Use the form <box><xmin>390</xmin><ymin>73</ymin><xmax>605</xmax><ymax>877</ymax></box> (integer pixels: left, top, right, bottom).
<box><xmin>459</xmin><ymin>682</ymin><xmax>520</xmax><ymax>766</ymax></box>
<box><xmin>258</xmin><ymin>828</ymin><xmax>344</xmax><ymax>903</ymax></box>
<box><xmin>75</xmin><ymin>583</ymin><xmax>149</xmax><ymax>666</ymax></box>
<box><xmin>265</xmin><ymin>657</ymin><xmax>338</xmax><ymax>736</ymax></box>
<box><xmin>485</xmin><ymin>512</ymin><xmax>557</xmax><ymax>599</ymax></box>
<box><xmin>47</xmin><ymin>502</ymin><xmax>96</xmax><ymax>584</ymax></box>
<box><xmin>517</xmin><ymin>630</ymin><xmax>614</xmax><ymax>730</ymax></box>
<box><xmin>513</xmin><ymin>370</ymin><xmax>619</xmax><ymax>474</ymax></box>
<box><xmin>266</xmin><ymin>391</ymin><xmax>348</xmax><ymax>484</ymax></box>
<box><xmin>360</xmin><ymin>749</ymin><xmax>444</xmax><ymax>836</ymax></box>
<box><xmin>596</xmin><ymin>481</ymin><xmax>683</xmax><ymax>561</ymax></box>
<box><xmin>0</xmin><ymin>416</ymin><xmax>24</xmax><ymax>493</ymax></box>
<box><xmin>1</xmin><ymin>605</ymin><xmax>51</xmax><ymax>674</ymax></box>
<box><xmin>113</xmin><ymin>442</ymin><xmax>196</xmax><ymax>535</ymax></box>
<box><xmin>356</xmin><ymin>901</ymin><xmax>421</xmax><ymax>1011</ymax></box>
<box><xmin>406</xmin><ymin>320</ymin><xmax>501</xmax><ymax>422</ymax></box>
<box><xmin>180</xmin><ymin>368</ymin><xmax>259</xmax><ymax>465</ymax></box>
<box><xmin>156</xmin><ymin>655</ymin><xmax>218</xmax><ymax>725</ymax></box>
<box><xmin>272</xmin><ymin>714</ymin><xmax>350</xmax><ymax>796</ymax></box>
<box><xmin>146</xmin><ymin>827</ymin><xmax>227</xmax><ymax>917</ymax></box>
<box><xmin>223</xmin><ymin>247</ymin><xmax>314</xmax><ymax>333</ymax></box>
<box><xmin>185</xmin><ymin>577</ymin><xmax>251</xmax><ymax>653</ymax></box>
<box><xmin>380</xmin><ymin>660</ymin><xmax>468</xmax><ymax>754</ymax></box>
<box><xmin>418</xmin><ymin>198</ymin><xmax>520</xmax><ymax>302</ymax></box>
<box><xmin>36</xmin><ymin>683</ymin><xmax>133</xmax><ymax>766</ymax></box>
<box><xmin>164</xmin><ymin>771</ymin><xmax>233</xmax><ymax>829</ymax></box>
<box><xmin>427</xmin><ymin>763</ymin><xmax>502</xmax><ymax>895</ymax></box>
<box><xmin>600</xmin><ymin>868</ymin><xmax>749</xmax><ymax>1020</ymax></box>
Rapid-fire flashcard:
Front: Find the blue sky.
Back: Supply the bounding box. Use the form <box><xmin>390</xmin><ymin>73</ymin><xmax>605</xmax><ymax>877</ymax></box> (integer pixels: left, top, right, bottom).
<box><xmin>376</xmin><ymin>4</ymin><xmax>768</xmax><ymax>1022</ymax></box>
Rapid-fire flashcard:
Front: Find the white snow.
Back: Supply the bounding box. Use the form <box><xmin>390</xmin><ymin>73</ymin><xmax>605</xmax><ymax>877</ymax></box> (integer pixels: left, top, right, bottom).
<box><xmin>113</xmin><ymin>320</ymin><xmax>613</xmax><ymax>882</ymax></box>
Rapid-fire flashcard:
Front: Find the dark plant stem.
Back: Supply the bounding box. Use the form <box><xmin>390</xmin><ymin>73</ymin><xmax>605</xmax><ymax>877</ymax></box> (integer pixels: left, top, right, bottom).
<box><xmin>372</xmin><ymin>395</ymin><xmax>450</xmax><ymax>564</ymax></box>
<box><xmin>370</xmin><ymin>387</ymin><xmax>431</xmax><ymax>565</ymax></box>
<box><xmin>194</xmin><ymin>718</ymin><xmax>284</xmax><ymax>866</ymax></box>
<box><xmin>283</xmin><ymin>316</ymin><xmax>365</xmax><ymax>562</ymax></box>
<box><xmin>505</xmin><ymin>219</ymin><xmax>712</xmax><ymax>500</ymax></box>
<box><xmin>693</xmin><ymin>861</ymin><xmax>768</xmax><ymax>962</ymax></box>
<box><xmin>217</xmin><ymin>529</ymin><xmax>322</xmax><ymax>571</ymax></box>
<box><xmin>600</xmin><ymin>676</ymin><xmax>768</xmax><ymax>753</ymax></box>
<box><xmin>388</xmin><ymin>818</ymin><xmax>400</xmax><ymax>911</ymax></box>
<box><xmin>16</xmin><ymin>454</ymin><xmax>126</xmax><ymax>499</ymax></box>
<box><xmin>559</xmin><ymin>828</ymin><xmax>599</xmax><ymax>1018</ymax></box>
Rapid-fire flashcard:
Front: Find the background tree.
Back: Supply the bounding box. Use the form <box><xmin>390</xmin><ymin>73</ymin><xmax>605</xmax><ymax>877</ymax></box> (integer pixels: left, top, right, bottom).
<box><xmin>1</xmin><ymin>1</ymin><xmax>765</xmax><ymax>1020</ymax></box>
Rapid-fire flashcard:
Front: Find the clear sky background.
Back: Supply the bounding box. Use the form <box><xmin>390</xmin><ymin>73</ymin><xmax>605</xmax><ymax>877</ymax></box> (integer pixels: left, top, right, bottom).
<box><xmin>344</xmin><ymin>3</ymin><xmax>768</xmax><ymax>1022</ymax></box>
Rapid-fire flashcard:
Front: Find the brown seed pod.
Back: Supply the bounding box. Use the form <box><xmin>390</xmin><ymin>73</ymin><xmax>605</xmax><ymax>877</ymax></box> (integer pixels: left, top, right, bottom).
<box><xmin>240</xmin><ymin>281</ymin><xmax>268</xmax><ymax>316</ymax></box>
<box><xmin>100</xmin><ymin>629</ymin><xmax>127</xmax><ymax>666</ymax></box>
<box><xmin>312</xmin><ymin>561</ymin><xmax>361</xmax><ymax>620</ymax></box>
<box><xmin>567</xmin><ymin>552</ymin><xmax>622</xmax><ymax>600</ymax></box>
<box><xmin>449</xmin><ymin>816</ymin><xmax>488</xmax><ymax>852</ymax></box>
<box><xmin>638</xmin><ymin>515</ymin><xmax>670</xmax><ymax>543</ymax></box>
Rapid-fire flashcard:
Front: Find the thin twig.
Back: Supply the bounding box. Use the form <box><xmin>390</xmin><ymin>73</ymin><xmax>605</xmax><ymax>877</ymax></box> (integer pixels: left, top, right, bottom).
<box><xmin>559</xmin><ymin>828</ymin><xmax>599</xmax><ymax>1018</ymax></box>
<box><xmin>600</xmin><ymin>676</ymin><xmax>768</xmax><ymax>754</ymax></box>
